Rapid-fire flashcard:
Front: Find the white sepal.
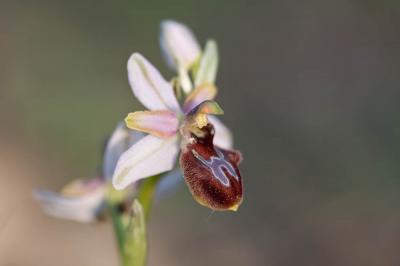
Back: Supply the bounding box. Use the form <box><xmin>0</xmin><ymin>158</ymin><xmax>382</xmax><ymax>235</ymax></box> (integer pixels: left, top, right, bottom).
<box><xmin>112</xmin><ymin>134</ymin><xmax>179</xmax><ymax>190</ymax></box>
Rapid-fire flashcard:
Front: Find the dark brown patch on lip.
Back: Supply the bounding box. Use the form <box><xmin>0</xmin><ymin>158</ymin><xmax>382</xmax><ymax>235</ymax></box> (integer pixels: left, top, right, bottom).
<box><xmin>179</xmin><ymin>123</ymin><xmax>243</xmax><ymax>211</ymax></box>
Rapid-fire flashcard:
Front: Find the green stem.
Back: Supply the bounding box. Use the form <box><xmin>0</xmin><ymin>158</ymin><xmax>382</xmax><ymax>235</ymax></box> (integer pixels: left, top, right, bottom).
<box><xmin>108</xmin><ymin>175</ymin><xmax>161</xmax><ymax>266</ymax></box>
<box><xmin>108</xmin><ymin>201</ymin><xmax>126</xmax><ymax>253</ymax></box>
<box><xmin>137</xmin><ymin>175</ymin><xmax>161</xmax><ymax>220</ymax></box>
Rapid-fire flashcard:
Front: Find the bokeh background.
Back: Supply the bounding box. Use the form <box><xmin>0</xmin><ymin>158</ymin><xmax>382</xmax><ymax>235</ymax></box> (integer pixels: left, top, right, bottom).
<box><xmin>1</xmin><ymin>1</ymin><xmax>400</xmax><ymax>265</ymax></box>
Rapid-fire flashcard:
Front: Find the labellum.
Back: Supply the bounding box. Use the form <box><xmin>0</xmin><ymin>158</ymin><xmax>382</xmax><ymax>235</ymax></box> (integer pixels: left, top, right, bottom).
<box><xmin>180</xmin><ymin>123</ymin><xmax>243</xmax><ymax>211</ymax></box>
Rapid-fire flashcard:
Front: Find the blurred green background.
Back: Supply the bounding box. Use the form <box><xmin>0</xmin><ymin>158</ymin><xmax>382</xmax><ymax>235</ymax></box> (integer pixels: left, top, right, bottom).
<box><xmin>1</xmin><ymin>0</ymin><xmax>400</xmax><ymax>265</ymax></box>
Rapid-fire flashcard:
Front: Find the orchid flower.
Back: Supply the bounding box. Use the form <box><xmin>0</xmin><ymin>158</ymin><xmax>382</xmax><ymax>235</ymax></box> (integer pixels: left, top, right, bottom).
<box><xmin>34</xmin><ymin>178</ymin><xmax>106</xmax><ymax>223</ymax></box>
<box><xmin>33</xmin><ymin>19</ymin><xmax>243</xmax><ymax>266</ymax></box>
<box><xmin>112</xmin><ymin>47</ymin><xmax>243</xmax><ymax>211</ymax></box>
<box><xmin>34</xmin><ymin>123</ymin><xmax>141</xmax><ymax>223</ymax></box>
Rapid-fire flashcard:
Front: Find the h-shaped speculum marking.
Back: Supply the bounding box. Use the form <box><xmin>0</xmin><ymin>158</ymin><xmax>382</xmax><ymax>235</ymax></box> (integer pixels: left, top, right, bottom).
<box><xmin>192</xmin><ymin>148</ymin><xmax>239</xmax><ymax>187</ymax></box>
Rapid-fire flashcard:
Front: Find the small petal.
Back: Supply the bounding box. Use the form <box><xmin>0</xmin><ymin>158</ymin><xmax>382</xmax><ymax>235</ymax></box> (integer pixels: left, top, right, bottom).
<box><xmin>125</xmin><ymin>110</ymin><xmax>179</xmax><ymax>138</ymax></box>
<box><xmin>128</xmin><ymin>53</ymin><xmax>181</xmax><ymax>113</ymax></box>
<box><xmin>160</xmin><ymin>20</ymin><xmax>201</xmax><ymax>70</ymax></box>
<box><xmin>190</xmin><ymin>100</ymin><xmax>224</xmax><ymax>116</ymax></box>
<box><xmin>34</xmin><ymin>178</ymin><xmax>106</xmax><ymax>223</ymax></box>
<box><xmin>208</xmin><ymin>116</ymin><xmax>233</xmax><ymax>149</ymax></box>
<box><xmin>103</xmin><ymin>122</ymin><xmax>144</xmax><ymax>180</ymax></box>
<box><xmin>180</xmin><ymin>123</ymin><xmax>243</xmax><ymax>211</ymax></box>
<box><xmin>185</xmin><ymin>100</ymin><xmax>224</xmax><ymax>129</ymax></box>
<box><xmin>194</xmin><ymin>40</ymin><xmax>219</xmax><ymax>87</ymax></box>
<box><xmin>112</xmin><ymin>134</ymin><xmax>180</xmax><ymax>190</ymax></box>
<box><xmin>183</xmin><ymin>83</ymin><xmax>217</xmax><ymax>113</ymax></box>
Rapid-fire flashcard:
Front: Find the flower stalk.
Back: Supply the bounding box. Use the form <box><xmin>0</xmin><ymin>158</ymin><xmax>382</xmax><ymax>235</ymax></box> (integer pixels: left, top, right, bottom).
<box><xmin>108</xmin><ymin>175</ymin><xmax>161</xmax><ymax>266</ymax></box>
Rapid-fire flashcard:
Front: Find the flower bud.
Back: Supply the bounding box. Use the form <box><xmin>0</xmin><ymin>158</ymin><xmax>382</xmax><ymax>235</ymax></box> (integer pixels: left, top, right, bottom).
<box><xmin>160</xmin><ymin>20</ymin><xmax>201</xmax><ymax>71</ymax></box>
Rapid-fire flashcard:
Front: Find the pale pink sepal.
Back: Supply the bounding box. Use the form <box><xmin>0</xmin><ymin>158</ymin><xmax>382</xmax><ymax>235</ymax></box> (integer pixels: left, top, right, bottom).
<box><xmin>127</xmin><ymin>53</ymin><xmax>181</xmax><ymax>113</ymax></box>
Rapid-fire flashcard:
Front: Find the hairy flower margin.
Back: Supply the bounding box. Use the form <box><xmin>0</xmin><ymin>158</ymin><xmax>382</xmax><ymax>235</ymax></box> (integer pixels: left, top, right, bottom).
<box><xmin>34</xmin><ymin>20</ymin><xmax>243</xmax><ymax>224</ymax></box>
<box><xmin>113</xmin><ymin>20</ymin><xmax>243</xmax><ymax>211</ymax></box>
